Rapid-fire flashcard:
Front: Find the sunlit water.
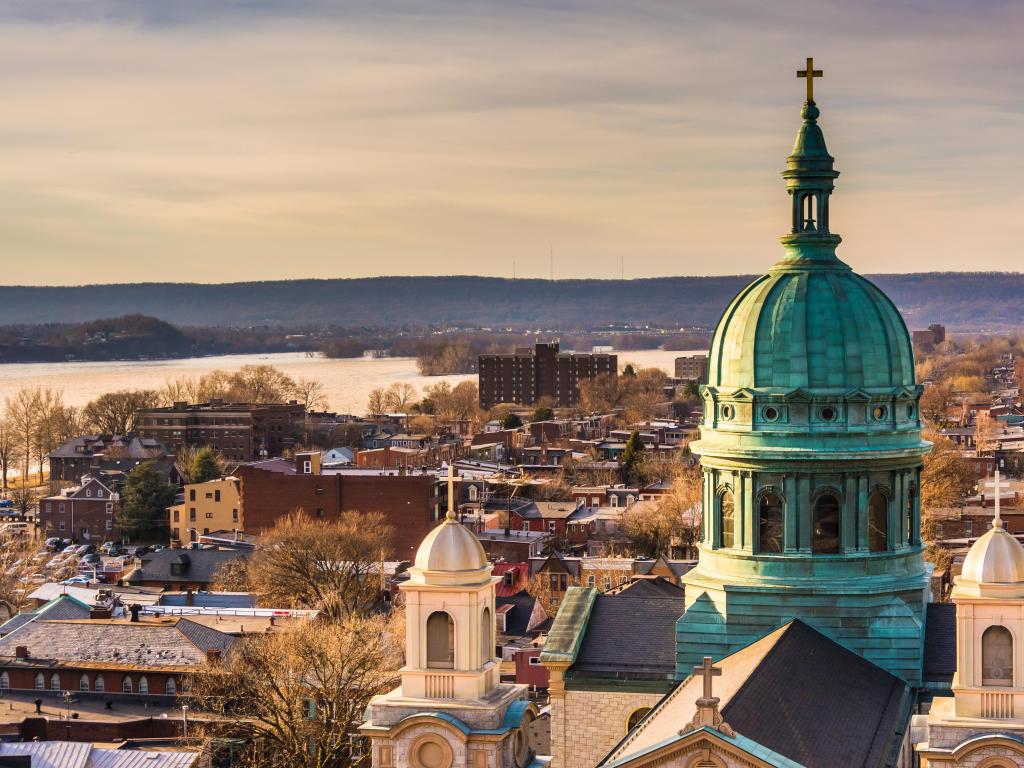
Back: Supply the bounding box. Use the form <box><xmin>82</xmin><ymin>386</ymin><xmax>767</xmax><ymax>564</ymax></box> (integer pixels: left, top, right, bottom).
<box><xmin>0</xmin><ymin>349</ymin><xmax>702</xmax><ymax>415</ymax></box>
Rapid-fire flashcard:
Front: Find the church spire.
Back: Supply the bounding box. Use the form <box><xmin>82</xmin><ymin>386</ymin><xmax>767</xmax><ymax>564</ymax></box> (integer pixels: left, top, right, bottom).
<box><xmin>776</xmin><ymin>58</ymin><xmax>844</xmax><ymax>268</ymax></box>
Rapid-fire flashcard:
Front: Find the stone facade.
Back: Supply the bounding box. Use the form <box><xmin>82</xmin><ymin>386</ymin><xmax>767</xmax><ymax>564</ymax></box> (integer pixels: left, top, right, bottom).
<box><xmin>549</xmin><ymin>689</ymin><xmax>662</xmax><ymax>768</ymax></box>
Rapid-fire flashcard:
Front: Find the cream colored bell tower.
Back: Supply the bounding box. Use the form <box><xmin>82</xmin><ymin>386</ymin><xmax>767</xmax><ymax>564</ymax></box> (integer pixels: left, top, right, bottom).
<box><xmin>361</xmin><ymin>465</ymin><xmax>538</xmax><ymax>768</ymax></box>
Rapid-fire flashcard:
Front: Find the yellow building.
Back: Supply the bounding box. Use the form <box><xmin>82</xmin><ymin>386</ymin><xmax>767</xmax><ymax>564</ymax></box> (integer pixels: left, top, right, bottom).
<box><xmin>169</xmin><ymin>477</ymin><xmax>241</xmax><ymax>542</ymax></box>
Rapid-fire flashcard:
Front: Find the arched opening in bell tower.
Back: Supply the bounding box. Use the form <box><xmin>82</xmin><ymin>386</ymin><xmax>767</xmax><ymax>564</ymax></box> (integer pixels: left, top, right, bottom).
<box><xmin>426</xmin><ymin>611</ymin><xmax>455</xmax><ymax>669</ymax></box>
<box><xmin>868</xmin><ymin>491</ymin><xmax>889</xmax><ymax>552</ymax></box>
<box><xmin>982</xmin><ymin>625</ymin><xmax>1013</xmax><ymax>687</ymax></box>
<box><xmin>812</xmin><ymin>493</ymin><xmax>841</xmax><ymax>554</ymax></box>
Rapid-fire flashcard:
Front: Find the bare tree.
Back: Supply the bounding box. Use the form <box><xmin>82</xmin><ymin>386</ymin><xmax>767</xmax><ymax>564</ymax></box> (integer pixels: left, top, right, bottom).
<box><xmin>6</xmin><ymin>388</ymin><xmax>41</xmax><ymax>487</ymax></box>
<box><xmin>82</xmin><ymin>389</ymin><xmax>161</xmax><ymax>435</ymax></box>
<box><xmin>383</xmin><ymin>382</ymin><xmax>417</xmax><ymax>412</ymax></box>
<box><xmin>366</xmin><ymin>388</ymin><xmax>388</xmax><ymax>417</ymax></box>
<box><xmin>292</xmin><ymin>377</ymin><xmax>329</xmax><ymax>412</ymax></box>
<box><xmin>0</xmin><ymin>531</ymin><xmax>44</xmax><ymax>618</ymax></box>
<box><xmin>0</xmin><ymin>416</ymin><xmax>17</xmax><ymax>490</ymax></box>
<box><xmin>239</xmin><ymin>512</ymin><xmax>395</xmax><ymax>617</ymax></box>
<box><xmin>189</xmin><ymin>614</ymin><xmax>403</xmax><ymax>768</ymax></box>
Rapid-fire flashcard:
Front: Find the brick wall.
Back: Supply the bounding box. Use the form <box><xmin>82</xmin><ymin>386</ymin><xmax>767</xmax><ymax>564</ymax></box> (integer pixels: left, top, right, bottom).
<box><xmin>235</xmin><ymin>467</ymin><xmax>441</xmax><ymax>560</ymax></box>
<box><xmin>550</xmin><ymin>689</ymin><xmax>662</xmax><ymax>768</ymax></box>
<box><xmin>0</xmin><ymin>665</ymin><xmax>181</xmax><ymax>698</ymax></box>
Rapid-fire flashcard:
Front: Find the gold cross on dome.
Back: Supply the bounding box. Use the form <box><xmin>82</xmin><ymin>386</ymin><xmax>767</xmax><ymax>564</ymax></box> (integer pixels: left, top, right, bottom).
<box><xmin>693</xmin><ymin>656</ymin><xmax>722</xmax><ymax>699</ymax></box>
<box><xmin>797</xmin><ymin>57</ymin><xmax>823</xmax><ymax>102</ymax></box>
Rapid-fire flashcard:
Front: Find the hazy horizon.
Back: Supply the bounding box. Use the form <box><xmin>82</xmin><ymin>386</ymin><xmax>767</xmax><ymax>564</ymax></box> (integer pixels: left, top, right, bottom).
<box><xmin>2</xmin><ymin>1</ymin><xmax>1023</xmax><ymax>285</ymax></box>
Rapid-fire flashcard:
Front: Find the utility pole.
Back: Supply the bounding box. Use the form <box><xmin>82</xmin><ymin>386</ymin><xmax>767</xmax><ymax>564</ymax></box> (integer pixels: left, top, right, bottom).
<box><xmin>549</xmin><ymin>244</ymin><xmax>553</xmax><ymax>281</ymax></box>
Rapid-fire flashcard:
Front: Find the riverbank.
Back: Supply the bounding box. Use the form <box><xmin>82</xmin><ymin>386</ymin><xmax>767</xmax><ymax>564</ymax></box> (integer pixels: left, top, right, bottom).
<box><xmin>0</xmin><ymin>349</ymin><xmax>700</xmax><ymax>415</ymax></box>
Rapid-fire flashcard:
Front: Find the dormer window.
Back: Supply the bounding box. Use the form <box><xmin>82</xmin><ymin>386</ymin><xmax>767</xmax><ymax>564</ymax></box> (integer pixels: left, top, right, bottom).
<box><xmin>97</xmin><ymin>489</ymin><xmax>103</xmax><ymax>498</ymax></box>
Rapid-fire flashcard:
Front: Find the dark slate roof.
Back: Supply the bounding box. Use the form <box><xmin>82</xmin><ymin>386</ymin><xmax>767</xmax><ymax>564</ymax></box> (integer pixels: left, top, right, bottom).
<box><xmin>126</xmin><ymin>549</ymin><xmax>250</xmax><ymax>585</ymax></box>
<box><xmin>607</xmin><ymin>578</ymin><xmax>684</xmax><ymax>599</ymax></box>
<box><xmin>0</xmin><ymin>595</ymin><xmax>92</xmax><ymax>636</ymax></box>
<box><xmin>497</xmin><ymin>592</ymin><xmax>542</xmax><ymax>638</ymax></box>
<box><xmin>924</xmin><ymin>602</ymin><xmax>957</xmax><ymax>685</ymax></box>
<box><xmin>571</xmin><ymin>591</ymin><xmax>683</xmax><ymax>680</ymax></box>
<box><xmin>0</xmin><ymin>618</ymin><xmax>234</xmax><ymax>669</ymax></box>
<box><xmin>719</xmin><ymin>620</ymin><xmax>909</xmax><ymax>768</ymax></box>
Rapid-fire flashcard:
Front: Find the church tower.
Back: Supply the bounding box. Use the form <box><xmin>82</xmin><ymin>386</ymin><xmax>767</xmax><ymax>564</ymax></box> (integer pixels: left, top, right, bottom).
<box><xmin>361</xmin><ymin>467</ymin><xmax>538</xmax><ymax>768</ymax></box>
<box><xmin>679</xmin><ymin>60</ymin><xmax>931</xmax><ymax>684</ymax></box>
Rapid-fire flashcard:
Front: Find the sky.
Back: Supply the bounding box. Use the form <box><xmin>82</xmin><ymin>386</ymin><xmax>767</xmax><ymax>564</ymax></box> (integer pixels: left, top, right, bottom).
<box><xmin>1</xmin><ymin>0</ymin><xmax>1023</xmax><ymax>285</ymax></box>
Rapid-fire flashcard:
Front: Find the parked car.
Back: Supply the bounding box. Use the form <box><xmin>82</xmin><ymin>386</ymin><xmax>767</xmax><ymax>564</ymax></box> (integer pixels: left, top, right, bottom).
<box><xmin>61</xmin><ymin>545</ymin><xmax>77</xmax><ymax>555</ymax></box>
<box><xmin>81</xmin><ymin>553</ymin><xmax>101</xmax><ymax>565</ymax></box>
<box><xmin>62</xmin><ymin>575</ymin><xmax>92</xmax><ymax>586</ymax></box>
<box><xmin>74</xmin><ymin>544</ymin><xmax>96</xmax><ymax>556</ymax></box>
<box><xmin>0</xmin><ymin>499</ymin><xmax>12</xmax><ymax>508</ymax></box>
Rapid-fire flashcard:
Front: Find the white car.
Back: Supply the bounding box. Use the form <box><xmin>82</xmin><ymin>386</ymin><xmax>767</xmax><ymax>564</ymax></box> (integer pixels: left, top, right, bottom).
<box><xmin>61</xmin><ymin>575</ymin><xmax>92</xmax><ymax>586</ymax></box>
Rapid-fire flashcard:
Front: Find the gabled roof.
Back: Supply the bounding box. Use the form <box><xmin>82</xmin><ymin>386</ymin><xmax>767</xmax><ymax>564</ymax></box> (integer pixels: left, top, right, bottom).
<box><xmin>0</xmin><ymin>742</ymin><xmax>200</xmax><ymax>768</ymax></box>
<box><xmin>605</xmin><ymin>577</ymin><xmax>684</xmax><ymax>599</ymax></box>
<box><xmin>606</xmin><ymin>620</ymin><xmax>909</xmax><ymax>768</ymax></box>
<box><xmin>0</xmin><ymin>594</ymin><xmax>93</xmax><ymax>636</ymax></box>
<box><xmin>0</xmin><ymin>617</ymin><xmax>235</xmax><ymax>671</ymax></box>
<box><xmin>125</xmin><ymin>548</ymin><xmax>250</xmax><ymax>585</ymax></box>
<box><xmin>496</xmin><ymin>592</ymin><xmax>545</xmax><ymax>637</ymax></box>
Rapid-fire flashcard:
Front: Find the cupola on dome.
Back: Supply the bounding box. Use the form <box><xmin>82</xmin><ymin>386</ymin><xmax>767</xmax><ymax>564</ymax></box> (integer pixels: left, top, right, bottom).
<box><xmin>960</xmin><ymin>523</ymin><xmax>1024</xmax><ymax>586</ymax></box>
<box><xmin>413</xmin><ymin>518</ymin><xmax>488</xmax><ymax>575</ymax></box>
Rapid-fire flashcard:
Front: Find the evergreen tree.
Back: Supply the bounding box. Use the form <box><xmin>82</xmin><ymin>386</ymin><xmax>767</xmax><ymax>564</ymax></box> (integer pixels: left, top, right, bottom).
<box><xmin>531</xmin><ymin>406</ymin><xmax>554</xmax><ymax>422</ymax></box>
<box><xmin>190</xmin><ymin>447</ymin><xmax>222</xmax><ymax>484</ymax></box>
<box><xmin>620</xmin><ymin>430</ymin><xmax>646</xmax><ymax>485</ymax></box>
<box><xmin>500</xmin><ymin>412</ymin><xmax>523</xmax><ymax>430</ymax></box>
<box><xmin>622</xmin><ymin>364</ymin><xmax>637</xmax><ymax>377</ymax></box>
<box><xmin>117</xmin><ymin>461</ymin><xmax>177</xmax><ymax>542</ymax></box>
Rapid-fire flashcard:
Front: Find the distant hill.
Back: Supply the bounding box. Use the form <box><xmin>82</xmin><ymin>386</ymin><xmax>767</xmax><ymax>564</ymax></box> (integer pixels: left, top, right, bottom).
<box><xmin>0</xmin><ymin>314</ymin><xmax>193</xmax><ymax>362</ymax></box>
<box><xmin>0</xmin><ymin>272</ymin><xmax>1019</xmax><ymax>331</ymax></box>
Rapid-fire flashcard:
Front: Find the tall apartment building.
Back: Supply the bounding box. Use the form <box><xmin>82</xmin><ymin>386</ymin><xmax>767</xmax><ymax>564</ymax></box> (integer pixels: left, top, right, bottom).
<box><xmin>674</xmin><ymin>354</ymin><xmax>709</xmax><ymax>383</ymax></box>
<box><xmin>912</xmin><ymin>323</ymin><xmax>946</xmax><ymax>350</ymax></box>
<box><xmin>137</xmin><ymin>400</ymin><xmax>305</xmax><ymax>462</ymax></box>
<box><xmin>478</xmin><ymin>342</ymin><xmax>617</xmax><ymax>409</ymax></box>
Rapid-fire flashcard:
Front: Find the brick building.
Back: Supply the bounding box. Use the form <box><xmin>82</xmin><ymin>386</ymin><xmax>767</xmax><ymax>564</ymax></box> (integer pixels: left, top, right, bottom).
<box><xmin>233</xmin><ymin>456</ymin><xmax>447</xmax><ymax>560</ymax></box>
<box><xmin>48</xmin><ymin>435</ymin><xmax>169</xmax><ymax>484</ymax></box>
<box><xmin>38</xmin><ymin>475</ymin><xmax>120</xmax><ymax>542</ymax></box>
<box><xmin>478</xmin><ymin>342</ymin><xmax>617</xmax><ymax>409</ymax></box>
<box><xmin>673</xmin><ymin>354</ymin><xmax>708</xmax><ymax>383</ymax></box>
<box><xmin>0</xmin><ymin>611</ymin><xmax>234</xmax><ymax>702</ymax></box>
<box><xmin>137</xmin><ymin>400</ymin><xmax>305</xmax><ymax>462</ymax></box>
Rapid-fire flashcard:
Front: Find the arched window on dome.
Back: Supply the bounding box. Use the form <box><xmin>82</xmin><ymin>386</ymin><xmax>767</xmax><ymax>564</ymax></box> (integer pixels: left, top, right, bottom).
<box><xmin>758</xmin><ymin>493</ymin><xmax>784</xmax><ymax>554</ymax></box>
<box><xmin>812</xmin><ymin>493</ymin><xmax>841</xmax><ymax>554</ymax></box>
<box><xmin>719</xmin><ymin>490</ymin><xmax>735</xmax><ymax>549</ymax></box>
<box><xmin>983</xmin><ymin>625</ymin><xmax>1013</xmax><ymax>687</ymax></box>
<box><xmin>868</xmin><ymin>491</ymin><xmax>888</xmax><ymax>552</ymax></box>
<box><xmin>481</xmin><ymin>607</ymin><xmax>493</xmax><ymax>664</ymax></box>
<box><xmin>426</xmin><ymin>611</ymin><xmax>455</xmax><ymax>669</ymax></box>
<box><xmin>801</xmin><ymin>192</ymin><xmax>817</xmax><ymax>232</ymax></box>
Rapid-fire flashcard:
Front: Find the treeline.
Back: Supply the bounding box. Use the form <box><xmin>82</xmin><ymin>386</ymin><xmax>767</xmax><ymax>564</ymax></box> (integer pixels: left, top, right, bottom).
<box><xmin>4</xmin><ymin>273</ymin><xmax>1022</xmax><ymax>329</ymax></box>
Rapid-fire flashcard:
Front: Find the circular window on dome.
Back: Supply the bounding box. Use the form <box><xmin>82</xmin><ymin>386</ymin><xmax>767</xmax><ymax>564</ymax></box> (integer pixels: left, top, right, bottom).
<box><xmin>820</xmin><ymin>406</ymin><xmax>838</xmax><ymax>422</ymax></box>
<box><xmin>762</xmin><ymin>406</ymin><xmax>779</xmax><ymax>422</ymax></box>
<box><xmin>720</xmin><ymin>404</ymin><xmax>735</xmax><ymax>420</ymax></box>
<box><xmin>873</xmin><ymin>405</ymin><xmax>888</xmax><ymax>421</ymax></box>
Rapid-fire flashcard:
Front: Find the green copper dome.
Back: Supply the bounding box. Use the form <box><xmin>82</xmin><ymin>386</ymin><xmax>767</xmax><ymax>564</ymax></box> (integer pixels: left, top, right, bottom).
<box><xmin>708</xmin><ymin>263</ymin><xmax>915</xmax><ymax>390</ymax></box>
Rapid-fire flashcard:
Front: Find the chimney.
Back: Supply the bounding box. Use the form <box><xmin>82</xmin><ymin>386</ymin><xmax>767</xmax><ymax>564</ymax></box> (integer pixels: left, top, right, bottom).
<box><xmin>186</xmin><ymin>588</ymin><xmax>194</xmax><ymax>607</ymax></box>
<box><xmin>129</xmin><ymin>604</ymin><xmax>141</xmax><ymax>623</ymax></box>
<box><xmin>14</xmin><ymin>645</ymin><xmax>28</xmax><ymax>660</ymax></box>
<box><xmin>206</xmin><ymin>648</ymin><xmax>222</xmax><ymax>664</ymax></box>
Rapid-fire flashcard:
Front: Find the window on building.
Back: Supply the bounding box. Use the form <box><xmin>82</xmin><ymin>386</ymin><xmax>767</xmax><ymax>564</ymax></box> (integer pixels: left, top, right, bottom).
<box><xmin>983</xmin><ymin>625</ymin><xmax>1014</xmax><ymax>686</ymax></box>
<box><xmin>59</xmin><ymin>521</ymin><xmax>65</xmax><ymax>531</ymax></box>
<box><xmin>85</xmin><ymin>489</ymin><xmax>91</xmax><ymax>498</ymax></box>
<box><xmin>165</xmin><ymin>677</ymin><xmax>176</xmax><ymax>695</ymax></box>
<box><xmin>106</xmin><ymin>519</ymin><xmax>113</xmax><ymax>531</ymax></box>
<box><xmin>503</xmin><ymin>572</ymin><xmax>514</xmax><ymax>586</ymax></box>
<box><xmin>95</xmin><ymin>675</ymin><xmax>105</xmax><ymax>692</ymax></box>
<box><xmin>610</xmin><ymin>495</ymin><xmax>619</xmax><ymax>508</ymax></box>
<box><xmin>138</xmin><ymin>676</ymin><xmax>149</xmax><ymax>694</ymax></box>
<box><xmin>868</xmin><ymin>491</ymin><xmax>888</xmax><ymax>552</ymax></box>
<box><xmin>481</xmin><ymin>607</ymin><xmax>492</xmax><ymax>663</ymax></box>
<box><xmin>173</xmin><ymin>510</ymin><xmax>180</xmax><ymax>523</ymax></box>
<box><xmin>758</xmin><ymin>493</ymin><xmax>784</xmax><ymax>554</ymax></box>
<box><xmin>45</xmin><ymin>503</ymin><xmax>52</xmax><ymax>513</ymax></box>
<box><xmin>521</xmin><ymin>522</ymin><xmax>529</xmax><ymax>531</ymax></box>
<box><xmin>59</xmin><ymin>503</ymin><xmax>65</xmax><ymax>514</ymax></box>
<box><xmin>105</xmin><ymin>503</ymin><xmax>113</xmax><ymax>514</ymax></box>
<box><xmin>626</xmin><ymin>707</ymin><xmax>652</xmax><ymax>732</ymax></box>
<box><xmin>587</xmin><ymin>575</ymin><xmax>596</xmax><ymax>587</ymax></box>
<box><xmin>205</xmin><ymin>513</ymin><xmax>213</xmax><ymax>519</ymax></box>
<box><xmin>0</xmin><ymin>672</ymin><xmax>9</xmax><ymax>690</ymax></box>
<box><xmin>97</xmin><ymin>489</ymin><xmax>103</xmax><ymax>498</ymax></box>
<box><xmin>603</xmin><ymin>576</ymin><xmax>612</xmax><ymax>590</ymax></box>
<box><xmin>426</xmin><ymin>611</ymin><xmax>455</xmax><ymax>669</ymax></box>
<box><xmin>189</xmin><ymin>508</ymin><xmax>196</xmax><ymax>522</ymax></box>
<box><xmin>34</xmin><ymin>673</ymin><xmax>44</xmax><ymax>690</ymax></box>
<box><xmin>232</xmin><ymin>509</ymin><xmax>239</xmax><ymax>522</ymax></box>
<box><xmin>468</xmin><ymin>486</ymin><xmax>478</xmax><ymax>502</ymax></box>
<box><xmin>528</xmin><ymin>656</ymin><xmax>540</xmax><ymax>665</ymax></box>
<box><xmin>547</xmin><ymin>521</ymin><xmax>556</xmax><ymax>533</ymax></box>
<box><xmin>50</xmin><ymin>673</ymin><xmax>60</xmax><ymax>691</ymax></box>
<box><xmin>189</xmin><ymin>489</ymin><xmax>196</xmax><ymax>501</ymax></box>
<box><xmin>214</xmin><ymin>490</ymin><xmax>221</xmax><ymax>502</ymax></box>
<box><xmin>80</xmin><ymin>674</ymin><xmax>89</xmax><ymax>692</ymax></box>
<box><xmin>719</xmin><ymin>490</ymin><xmax>735</xmax><ymax>549</ymax></box>
<box><xmin>123</xmin><ymin>677</ymin><xmax>133</xmax><ymax>694</ymax></box>
<box><xmin>812</xmin><ymin>493</ymin><xmax>841</xmax><ymax>554</ymax></box>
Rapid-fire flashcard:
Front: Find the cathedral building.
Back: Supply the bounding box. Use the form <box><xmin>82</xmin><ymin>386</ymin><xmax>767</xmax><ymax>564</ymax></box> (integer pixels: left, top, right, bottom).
<box><xmin>373</xmin><ymin>61</ymin><xmax>1024</xmax><ymax>768</ymax></box>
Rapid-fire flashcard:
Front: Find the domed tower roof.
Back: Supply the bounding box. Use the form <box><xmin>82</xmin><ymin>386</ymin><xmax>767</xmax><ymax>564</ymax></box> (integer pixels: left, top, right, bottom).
<box><xmin>408</xmin><ymin>466</ymin><xmax>490</xmax><ymax>587</ymax></box>
<box><xmin>960</xmin><ymin>524</ymin><xmax>1024</xmax><ymax>585</ymax></box>
<box><xmin>707</xmin><ymin>100</ymin><xmax>914</xmax><ymax>392</ymax></box>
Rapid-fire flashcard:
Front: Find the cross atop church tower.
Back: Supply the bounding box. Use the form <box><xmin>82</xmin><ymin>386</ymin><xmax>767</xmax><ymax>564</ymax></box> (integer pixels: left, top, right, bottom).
<box><xmin>986</xmin><ymin>469</ymin><xmax>1006</xmax><ymax>529</ymax></box>
<box><xmin>797</xmin><ymin>57</ymin><xmax>823</xmax><ymax>103</ymax></box>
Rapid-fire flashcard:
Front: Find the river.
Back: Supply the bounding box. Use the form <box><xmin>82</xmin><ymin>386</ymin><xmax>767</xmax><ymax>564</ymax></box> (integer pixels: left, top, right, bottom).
<box><xmin>0</xmin><ymin>348</ymin><xmax>703</xmax><ymax>415</ymax></box>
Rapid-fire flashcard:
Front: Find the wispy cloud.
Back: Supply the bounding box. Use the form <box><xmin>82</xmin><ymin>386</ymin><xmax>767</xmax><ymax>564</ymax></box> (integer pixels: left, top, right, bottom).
<box><xmin>0</xmin><ymin>0</ymin><xmax>1021</xmax><ymax>284</ymax></box>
